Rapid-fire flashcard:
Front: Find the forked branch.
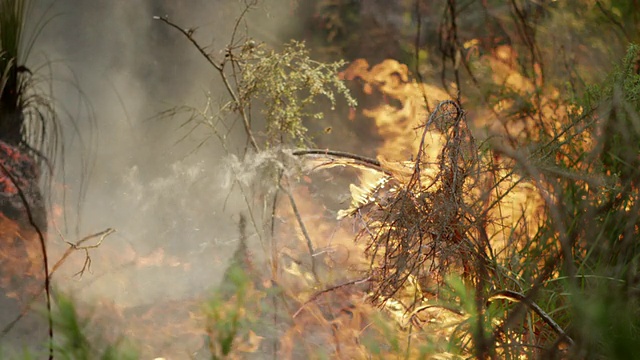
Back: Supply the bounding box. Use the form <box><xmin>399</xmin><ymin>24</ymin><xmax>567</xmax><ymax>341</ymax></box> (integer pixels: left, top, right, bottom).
<box><xmin>153</xmin><ymin>15</ymin><xmax>259</xmax><ymax>151</ymax></box>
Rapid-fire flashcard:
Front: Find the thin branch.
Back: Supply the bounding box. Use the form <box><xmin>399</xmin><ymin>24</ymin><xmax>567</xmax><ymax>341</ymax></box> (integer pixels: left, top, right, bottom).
<box><xmin>409</xmin><ymin>303</ymin><xmax>464</xmax><ymax>318</ymax></box>
<box><xmin>229</xmin><ymin>0</ymin><xmax>257</xmax><ymax>48</ymax></box>
<box><xmin>492</xmin><ymin>142</ymin><xmax>573</xmax><ymax>278</ymax></box>
<box><xmin>488</xmin><ymin>289</ymin><xmax>574</xmax><ymax>347</ymax></box>
<box><xmin>53</xmin><ymin>227</ymin><xmax>115</xmax><ymax>278</ymax></box>
<box><xmin>413</xmin><ymin>0</ymin><xmax>431</xmax><ymax>113</ymax></box>
<box><xmin>152</xmin><ymin>15</ymin><xmax>222</xmax><ymax>71</ymax></box>
<box><xmin>487</xmin><ymin>253</ymin><xmax>565</xmax><ymax>352</ymax></box>
<box><xmin>280</xmin><ymin>184</ymin><xmax>319</xmax><ymax>283</ymax></box>
<box><xmin>446</xmin><ymin>0</ymin><xmax>462</xmax><ymax>102</ymax></box>
<box><xmin>153</xmin><ymin>15</ymin><xmax>259</xmax><ymax>151</ymax></box>
<box><xmin>1</xmin><ymin>228</ymin><xmax>114</xmax><ymax>339</ymax></box>
<box><xmin>415</xmin><ymin>100</ymin><xmax>461</xmax><ymax>174</ymax></box>
<box><xmin>293</xmin><ymin>276</ymin><xmax>371</xmax><ymax>318</ymax></box>
<box><xmin>292</xmin><ymin>149</ymin><xmax>380</xmax><ymax>167</ymax></box>
<box><xmin>291</xmin><ymin>148</ymin><xmax>389</xmax><ymax>175</ymax></box>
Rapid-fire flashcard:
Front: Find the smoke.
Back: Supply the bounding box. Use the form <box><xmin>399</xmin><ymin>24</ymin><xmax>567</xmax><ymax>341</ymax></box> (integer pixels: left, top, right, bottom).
<box><xmin>2</xmin><ymin>0</ymin><xmax>302</xmax><ymax>355</ymax></box>
<box><xmin>32</xmin><ymin>0</ymin><xmax>224</xmax><ymax>303</ymax></box>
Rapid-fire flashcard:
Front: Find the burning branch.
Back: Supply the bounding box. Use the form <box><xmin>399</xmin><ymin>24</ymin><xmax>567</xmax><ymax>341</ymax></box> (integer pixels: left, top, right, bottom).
<box><xmin>342</xmin><ymin>100</ymin><xmax>480</xmax><ymax>305</ymax></box>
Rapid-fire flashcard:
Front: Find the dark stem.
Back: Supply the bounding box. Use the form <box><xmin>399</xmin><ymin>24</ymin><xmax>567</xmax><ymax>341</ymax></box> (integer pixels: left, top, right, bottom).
<box><xmin>488</xmin><ymin>289</ymin><xmax>574</xmax><ymax>347</ymax></box>
<box><xmin>291</xmin><ymin>148</ymin><xmax>388</xmax><ymax>175</ymax></box>
<box><xmin>293</xmin><ymin>276</ymin><xmax>371</xmax><ymax>318</ymax></box>
<box><xmin>0</xmin><ymin>162</ymin><xmax>52</xmax><ymax>360</ymax></box>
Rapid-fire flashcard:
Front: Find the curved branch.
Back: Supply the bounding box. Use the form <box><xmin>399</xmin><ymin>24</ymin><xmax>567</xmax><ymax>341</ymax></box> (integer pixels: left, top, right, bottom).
<box><xmin>293</xmin><ymin>276</ymin><xmax>371</xmax><ymax>318</ymax></box>
<box><xmin>488</xmin><ymin>289</ymin><xmax>574</xmax><ymax>347</ymax></box>
<box><xmin>152</xmin><ymin>15</ymin><xmax>222</xmax><ymax>71</ymax></box>
<box><xmin>291</xmin><ymin>148</ymin><xmax>388</xmax><ymax>174</ymax></box>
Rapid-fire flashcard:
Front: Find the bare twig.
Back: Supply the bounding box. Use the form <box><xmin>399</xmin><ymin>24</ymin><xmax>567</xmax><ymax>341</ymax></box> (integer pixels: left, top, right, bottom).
<box><xmin>414</xmin><ymin>99</ymin><xmax>462</xmax><ymax>175</ymax></box>
<box><xmin>413</xmin><ymin>0</ymin><xmax>431</xmax><ymax>113</ymax></box>
<box><xmin>488</xmin><ymin>289</ymin><xmax>574</xmax><ymax>347</ymax></box>
<box><xmin>352</xmin><ymin>100</ymin><xmax>474</xmax><ymax>305</ymax></box>
<box><xmin>0</xmin><ymin>228</ymin><xmax>114</xmax><ymax>339</ymax></box>
<box><xmin>53</xmin><ymin>227</ymin><xmax>115</xmax><ymax>278</ymax></box>
<box><xmin>291</xmin><ymin>148</ymin><xmax>388</xmax><ymax>175</ymax></box>
<box><xmin>438</xmin><ymin>0</ymin><xmax>462</xmax><ymax>101</ymax></box>
<box><xmin>152</xmin><ymin>16</ymin><xmax>222</xmax><ymax>71</ymax></box>
<box><xmin>280</xmin><ymin>184</ymin><xmax>319</xmax><ymax>283</ymax></box>
<box><xmin>409</xmin><ymin>302</ymin><xmax>465</xmax><ymax>319</ymax></box>
<box><xmin>491</xmin><ymin>142</ymin><xmax>573</xmax><ymax>278</ymax></box>
<box><xmin>229</xmin><ymin>0</ymin><xmax>257</xmax><ymax>48</ymax></box>
<box><xmin>293</xmin><ymin>276</ymin><xmax>371</xmax><ymax>318</ymax></box>
<box><xmin>153</xmin><ymin>15</ymin><xmax>259</xmax><ymax>151</ymax></box>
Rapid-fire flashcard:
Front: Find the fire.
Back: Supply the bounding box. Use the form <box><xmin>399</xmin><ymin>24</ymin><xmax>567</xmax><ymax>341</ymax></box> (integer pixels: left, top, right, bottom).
<box><xmin>340</xmin><ymin>58</ymin><xmax>451</xmax><ymax>162</ymax></box>
<box><xmin>315</xmin><ymin>47</ymin><xmax>579</xmax><ymax>356</ymax></box>
<box><xmin>0</xmin><ymin>212</ymin><xmax>44</xmax><ymax>302</ymax></box>
<box><xmin>263</xmin><ymin>60</ymin><xmax>479</xmax><ymax>358</ymax></box>
<box><xmin>0</xmin><ymin>46</ymin><xmax>582</xmax><ymax>358</ymax></box>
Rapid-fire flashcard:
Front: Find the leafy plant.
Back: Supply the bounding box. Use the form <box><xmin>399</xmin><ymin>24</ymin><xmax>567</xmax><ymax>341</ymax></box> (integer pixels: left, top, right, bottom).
<box><xmin>239</xmin><ymin>40</ymin><xmax>356</xmax><ymax>147</ymax></box>
<box><xmin>52</xmin><ymin>294</ymin><xmax>138</xmax><ymax>360</ymax></box>
<box><xmin>0</xmin><ymin>0</ymin><xmax>60</xmax><ymax>166</ymax></box>
<box><xmin>1</xmin><ymin>293</ymin><xmax>138</xmax><ymax>360</ymax></box>
<box><xmin>155</xmin><ymin>13</ymin><xmax>355</xmax><ymax>150</ymax></box>
<box><xmin>0</xmin><ymin>1</ymin><xmax>59</xmax><ymax>357</ymax></box>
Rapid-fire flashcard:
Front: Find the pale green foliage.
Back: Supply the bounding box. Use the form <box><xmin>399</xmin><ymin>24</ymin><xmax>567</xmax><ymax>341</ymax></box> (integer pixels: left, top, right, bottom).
<box><xmin>51</xmin><ymin>294</ymin><xmax>138</xmax><ymax>360</ymax></box>
<box><xmin>238</xmin><ymin>40</ymin><xmax>356</xmax><ymax>146</ymax></box>
<box><xmin>203</xmin><ymin>266</ymin><xmax>248</xmax><ymax>359</ymax></box>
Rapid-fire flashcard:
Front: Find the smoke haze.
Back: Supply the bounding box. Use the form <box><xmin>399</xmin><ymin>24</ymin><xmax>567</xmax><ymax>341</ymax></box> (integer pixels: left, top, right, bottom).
<box><xmin>3</xmin><ymin>0</ymin><xmax>299</xmax><ymax>356</ymax></box>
